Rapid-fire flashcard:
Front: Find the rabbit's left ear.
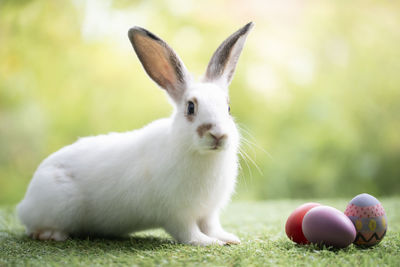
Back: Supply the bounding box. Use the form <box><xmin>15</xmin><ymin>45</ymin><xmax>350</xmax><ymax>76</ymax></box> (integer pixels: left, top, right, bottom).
<box><xmin>204</xmin><ymin>22</ymin><xmax>254</xmax><ymax>88</ymax></box>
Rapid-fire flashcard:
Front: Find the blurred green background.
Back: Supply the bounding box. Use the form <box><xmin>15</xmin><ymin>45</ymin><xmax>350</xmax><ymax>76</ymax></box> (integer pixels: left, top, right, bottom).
<box><xmin>1</xmin><ymin>0</ymin><xmax>400</xmax><ymax>204</ymax></box>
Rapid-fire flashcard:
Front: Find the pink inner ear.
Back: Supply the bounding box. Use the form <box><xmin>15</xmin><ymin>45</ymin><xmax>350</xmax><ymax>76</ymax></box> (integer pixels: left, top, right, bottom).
<box><xmin>134</xmin><ymin>34</ymin><xmax>178</xmax><ymax>91</ymax></box>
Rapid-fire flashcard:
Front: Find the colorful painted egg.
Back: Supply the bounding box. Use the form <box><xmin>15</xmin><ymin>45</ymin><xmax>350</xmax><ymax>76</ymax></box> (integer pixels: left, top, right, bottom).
<box><xmin>302</xmin><ymin>206</ymin><xmax>356</xmax><ymax>248</ymax></box>
<box><xmin>344</xmin><ymin>193</ymin><xmax>387</xmax><ymax>247</ymax></box>
<box><xmin>285</xmin><ymin>203</ymin><xmax>321</xmax><ymax>244</ymax></box>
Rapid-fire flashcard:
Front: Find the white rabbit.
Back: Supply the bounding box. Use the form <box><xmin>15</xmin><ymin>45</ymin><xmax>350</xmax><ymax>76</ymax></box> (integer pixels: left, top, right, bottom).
<box><xmin>17</xmin><ymin>22</ymin><xmax>254</xmax><ymax>246</ymax></box>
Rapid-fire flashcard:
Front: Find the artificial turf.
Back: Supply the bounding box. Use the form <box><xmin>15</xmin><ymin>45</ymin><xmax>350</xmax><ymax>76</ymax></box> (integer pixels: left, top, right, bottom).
<box><xmin>1</xmin><ymin>198</ymin><xmax>399</xmax><ymax>266</ymax></box>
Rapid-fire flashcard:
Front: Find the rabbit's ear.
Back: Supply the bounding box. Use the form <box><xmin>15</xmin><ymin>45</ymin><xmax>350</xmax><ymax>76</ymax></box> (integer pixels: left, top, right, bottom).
<box><xmin>204</xmin><ymin>22</ymin><xmax>254</xmax><ymax>88</ymax></box>
<box><xmin>128</xmin><ymin>27</ymin><xmax>189</xmax><ymax>102</ymax></box>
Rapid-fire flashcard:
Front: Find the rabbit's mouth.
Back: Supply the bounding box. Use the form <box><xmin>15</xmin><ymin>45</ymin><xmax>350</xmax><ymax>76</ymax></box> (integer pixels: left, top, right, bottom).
<box><xmin>208</xmin><ymin>140</ymin><xmax>226</xmax><ymax>151</ymax></box>
<box><xmin>205</xmin><ymin>146</ymin><xmax>223</xmax><ymax>152</ymax></box>
<box><xmin>198</xmin><ymin>141</ymin><xmax>226</xmax><ymax>153</ymax></box>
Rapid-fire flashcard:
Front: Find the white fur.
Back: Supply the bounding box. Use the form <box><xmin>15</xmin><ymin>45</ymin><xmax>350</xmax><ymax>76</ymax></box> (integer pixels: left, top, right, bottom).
<box><xmin>17</xmin><ymin>24</ymin><xmax>253</xmax><ymax>246</ymax></box>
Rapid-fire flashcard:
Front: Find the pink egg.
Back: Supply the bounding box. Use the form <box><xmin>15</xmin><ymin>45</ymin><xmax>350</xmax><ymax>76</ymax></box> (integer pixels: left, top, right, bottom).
<box><xmin>302</xmin><ymin>206</ymin><xmax>356</xmax><ymax>248</ymax></box>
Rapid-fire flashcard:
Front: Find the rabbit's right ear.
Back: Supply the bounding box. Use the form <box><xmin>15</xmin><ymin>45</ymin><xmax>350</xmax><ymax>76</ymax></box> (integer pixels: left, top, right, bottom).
<box><xmin>204</xmin><ymin>22</ymin><xmax>254</xmax><ymax>88</ymax></box>
<box><xmin>128</xmin><ymin>27</ymin><xmax>189</xmax><ymax>102</ymax></box>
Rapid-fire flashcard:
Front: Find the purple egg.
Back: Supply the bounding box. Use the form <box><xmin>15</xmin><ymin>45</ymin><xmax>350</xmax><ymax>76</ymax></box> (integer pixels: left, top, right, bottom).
<box><xmin>302</xmin><ymin>206</ymin><xmax>356</xmax><ymax>248</ymax></box>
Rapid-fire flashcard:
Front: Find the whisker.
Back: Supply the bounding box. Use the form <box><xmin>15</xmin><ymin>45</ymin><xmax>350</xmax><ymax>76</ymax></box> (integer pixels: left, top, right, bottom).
<box><xmin>237</xmin><ymin>123</ymin><xmax>257</xmax><ymax>141</ymax></box>
<box><xmin>240</xmin><ymin>136</ymin><xmax>257</xmax><ymax>156</ymax></box>
<box><xmin>239</xmin><ymin>146</ymin><xmax>263</xmax><ymax>176</ymax></box>
<box><xmin>238</xmin><ymin>149</ymin><xmax>253</xmax><ymax>182</ymax></box>
<box><xmin>236</xmin><ymin>154</ymin><xmax>248</xmax><ymax>191</ymax></box>
<box><xmin>237</xmin><ymin>124</ymin><xmax>273</xmax><ymax>160</ymax></box>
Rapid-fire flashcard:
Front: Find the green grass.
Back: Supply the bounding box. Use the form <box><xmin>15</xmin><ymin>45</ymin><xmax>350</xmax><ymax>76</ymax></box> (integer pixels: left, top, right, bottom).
<box><xmin>1</xmin><ymin>198</ymin><xmax>399</xmax><ymax>266</ymax></box>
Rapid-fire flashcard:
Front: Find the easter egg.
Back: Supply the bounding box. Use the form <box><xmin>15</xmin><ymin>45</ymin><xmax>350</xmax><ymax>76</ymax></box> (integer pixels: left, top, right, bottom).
<box><xmin>302</xmin><ymin>206</ymin><xmax>356</xmax><ymax>248</ymax></box>
<box><xmin>344</xmin><ymin>193</ymin><xmax>387</xmax><ymax>247</ymax></box>
<box><xmin>285</xmin><ymin>202</ymin><xmax>321</xmax><ymax>244</ymax></box>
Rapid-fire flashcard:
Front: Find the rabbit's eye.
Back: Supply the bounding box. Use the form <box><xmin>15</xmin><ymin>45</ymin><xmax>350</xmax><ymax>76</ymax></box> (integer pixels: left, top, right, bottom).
<box><xmin>228</xmin><ymin>105</ymin><xmax>231</xmax><ymax>114</ymax></box>
<box><xmin>187</xmin><ymin>101</ymin><xmax>195</xmax><ymax>115</ymax></box>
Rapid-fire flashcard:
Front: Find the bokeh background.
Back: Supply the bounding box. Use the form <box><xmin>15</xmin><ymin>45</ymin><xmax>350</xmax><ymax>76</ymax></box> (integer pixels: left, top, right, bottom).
<box><xmin>1</xmin><ymin>0</ymin><xmax>400</xmax><ymax>204</ymax></box>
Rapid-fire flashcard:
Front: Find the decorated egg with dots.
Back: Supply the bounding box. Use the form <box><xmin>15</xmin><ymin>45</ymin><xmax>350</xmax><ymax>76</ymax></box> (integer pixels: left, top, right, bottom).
<box><xmin>344</xmin><ymin>193</ymin><xmax>387</xmax><ymax>247</ymax></box>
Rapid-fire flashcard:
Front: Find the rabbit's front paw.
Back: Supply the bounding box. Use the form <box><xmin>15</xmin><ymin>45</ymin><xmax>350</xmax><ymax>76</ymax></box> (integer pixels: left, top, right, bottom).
<box><xmin>212</xmin><ymin>231</ymin><xmax>241</xmax><ymax>245</ymax></box>
<box><xmin>187</xmin><ymin>235</ymin><xmax>226</xmax><ymax>246</ymax></box>
<box><xmin>30</xmin><ymin>229</ymin><xmax>68</xmax><ymax>241</ymax></box>
<box><xmin>168</xmin><ymin>223</ymin><xmax>226</xmax><ymax>246</ymax></box>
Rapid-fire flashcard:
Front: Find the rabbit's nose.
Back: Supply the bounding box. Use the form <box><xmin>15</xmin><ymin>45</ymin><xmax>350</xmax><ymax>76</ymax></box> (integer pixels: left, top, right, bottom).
<box><xmin>209</xmin><ymin>132</ymin><xmax>227</xmax><ymax>144</ymax></box>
